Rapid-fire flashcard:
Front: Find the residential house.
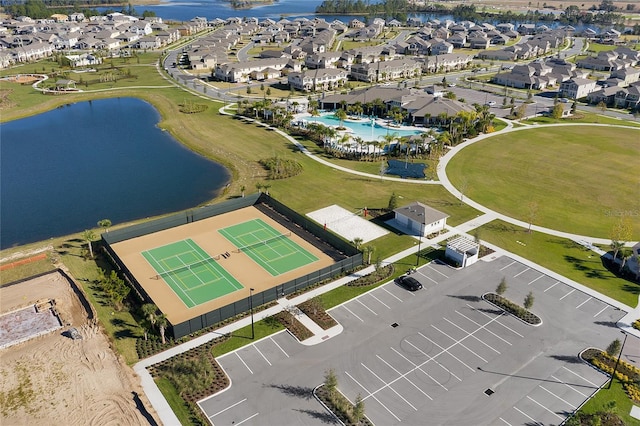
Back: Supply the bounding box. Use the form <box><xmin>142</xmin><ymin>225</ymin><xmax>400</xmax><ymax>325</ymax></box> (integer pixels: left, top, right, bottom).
<box><xmin>349</xmin><ymin>58</ymin><xmax>420</xmax><ymax>82</ymax></box>
<box><xmin>559</xmin><ymin>77</ymin><xmax>597</xmax><ymax>99</ymax></box>
<box><xmin>288</xmin><ymin>68</ymin><xmax>348</xmax><ymax>92</ymax></box>
<box><xmin>393</xmin><ymin>202</ymin><xmax>449</xmax><ymax>236</ymax></box>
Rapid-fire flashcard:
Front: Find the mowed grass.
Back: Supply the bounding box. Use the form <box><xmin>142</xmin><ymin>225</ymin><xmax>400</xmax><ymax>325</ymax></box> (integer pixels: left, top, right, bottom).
<box><xmin>477</xmin><ymin>220</ymin><xmax>639</xmax><ymax>307</ymax></box>
<box><xmin>447</xmin><ymin>125</ymin><xmax>640</xmax><ymax>239</ymax></box>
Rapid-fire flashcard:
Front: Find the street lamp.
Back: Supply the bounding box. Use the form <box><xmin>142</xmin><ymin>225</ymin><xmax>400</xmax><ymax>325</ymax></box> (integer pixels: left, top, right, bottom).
<box><xmin>607</xmin><ymin>330</ymin><xmax>628</xmax><ymax>389</ymax></box>
<box><xmin>249</xmin><ymin>288</ymin><xmax>255</xmax><ymax>340</ymax></box>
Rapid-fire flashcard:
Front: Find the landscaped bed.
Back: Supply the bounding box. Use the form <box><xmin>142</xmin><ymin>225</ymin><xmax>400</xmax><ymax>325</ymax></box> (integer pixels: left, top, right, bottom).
<box><xmin>483</xmin><ymin>292</ymin><xmax>541</xmax><ymax>325</ymax></box>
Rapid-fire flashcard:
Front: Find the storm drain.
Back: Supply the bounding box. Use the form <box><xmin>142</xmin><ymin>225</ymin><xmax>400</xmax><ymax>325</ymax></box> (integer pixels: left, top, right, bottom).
<box><xmin>484</xmin><ymin>388</ymin><xmax>494</xmax><ymax>396</ymax></box>
<box><xmin>391</xmin><ymin>323</ymin><xmax>399</xmax><ymax>328</ymax></box>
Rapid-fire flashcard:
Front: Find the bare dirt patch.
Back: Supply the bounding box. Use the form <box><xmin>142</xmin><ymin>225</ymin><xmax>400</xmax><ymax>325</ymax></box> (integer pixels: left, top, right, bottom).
<box><xmin>0</xmin><ymin>271</ymin><xmax>159</xmax><ymax>425</ymax></box>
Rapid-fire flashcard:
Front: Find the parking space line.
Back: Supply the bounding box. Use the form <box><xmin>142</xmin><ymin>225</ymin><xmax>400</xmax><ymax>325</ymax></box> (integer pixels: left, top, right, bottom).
<box><xmin>514</xmin><ymin>406</ymin><xmax>542</xmax><ymax>425</ymax></box>
<box><xmin>345</xmin><ymin>370</ymin><xmax>401</xmax><ymax>421</ymax></box>
<box><xmin>514</xmin><ymin>267</ymin><xmax>530</xmax><ymax>278</ymax></box>
<box><xmin>406</xmin><ymin>339</ymin><xmax>460</xmax><ymax>383</ymax></box>
<box><xmin>544</xmin><ymin>281</ymin><xmax>559</xmax><ymax>292</ymax></box>
<box><xmin>390</xmin><ymin>346</ymin><xmax>449</xmax><ymax>391</ymax></box>
<box><xmin>427</xmin><ymin>263</ymin><xmax>449</xmax><ymax>278</ymax></box>
<box><xmin>369</xmin><ymin>293</ymin><xmax>391</xmax><ymax>309</ymax></box>
<box><xmin>421</xmin><ymin>330</ymin><xmax>476</xmax><ymax>372</ymax></box>
<box><xmin>432</xmin><ymin>322</ymin><xmax>491</xmax><ymax>361</ymax></box>
<box><xmin>442</xmin><ymin>317</ymin><xmax>500</xmax><ymax>355</ymax></box>
<box><xmin>237</xmin><ymin>352</ymin><xmax>253</xmax><ymax>374</ymax></box>
<box><xmin>357</xmin><ymin>299</ymin><xmax>378</xmax><ymax>316</ymax></box>
<box><xmin>342</xmin><ymin>305</ymin><xmax>364</xmax><ymax>322</ymax></box>
<box><xmin>527</xmin><ymin>275</ymin><xmax>544</xmax><ymax>286</ymax></box>
<box><xmin>499</xmin><ymin>417</ymin><xmax>513</xmax><ymax>425</ymax></box>
<box><xmin>382</xmin><ymin>287</ymin><xmax>403</xmax><ymax>302</ymax></box>
<box><xmin>562</xmin><ymin>366</ymin><xmax>599</xmax><ymax>387</ymax></box>
<box><xmin>594</xmin><ymin>306</ymin><xmax>608</xmax><ymax>318</ymax></box>
<box><xmin>361</xmin><ymin>363</ymin><xmax>417</xmax><ymax>411</ymax></box>
<box><xmin>456</xmin><ymin>310</ymin><xmax>512</xmax><ymax>345</ymax></box>
<box><xmin>376</xmin><ymin>354</ymin><xmax>433</xmax><ymax>400</ymax></box>
<box><xmin>540</xmin><ymin>385</ymin><xmax>577</xmax><ymax>408</ymax></box>
<box><xmin>209</xmin><ymin>398</ymin><xmax>247</xmax><ymax>418</ymax></box>
<box><xmin>550</xmin><ymin>375</ymin><xmax>589</xmax><ymax>398</ymax></box>
<box><xmin>526</xmin><ymin>395</ymin><xmax>565</xmax><ymax>420</ymax></box>
<box><xmin>236</xmin><ymin>412</ymin><xmax>259</xmax><ymax>425</ymax></box>
<box><xmin>466</xmin><ymin>304</ymin><xmax>524</xmax><ymax>338</ymax></box>
<box><xmin>559</xmin><ymin>289</ymin><xmax>575</xmax><ymax>300</ymax></box>
<box><xmin>576</xmin><ymin>297</ymin><xmax>592</xmax><ymax>309</ymax></box>
<box><xmin>270</xmin><ymin>337</ymin><xmax>289</xmax><ymax>358</ymax></box>
<box><xmin>371</xmin><ymin>314</ymin><xmax>505</xmax><ymax>400</ymax></box>
<box><xmin>500</xmin><ymin>260</ymin><xmax>516</xmax><ymax>271</ymax></box>
<box><xmin>254</xmin><ymin>345</ymin><xmax>271</xmax><ymax>366</ymax></box>
<box><xmin>422</xmin><ymin>274</ymin><xmax>439</xmax><ymax>285</ymax></box>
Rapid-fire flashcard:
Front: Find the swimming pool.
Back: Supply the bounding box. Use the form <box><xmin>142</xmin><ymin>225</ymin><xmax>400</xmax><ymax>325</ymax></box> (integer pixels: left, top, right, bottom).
<box><xmin>303</xmin><ymin>114</ymin><xmax>425</xmax><ymax>142</ymax></box>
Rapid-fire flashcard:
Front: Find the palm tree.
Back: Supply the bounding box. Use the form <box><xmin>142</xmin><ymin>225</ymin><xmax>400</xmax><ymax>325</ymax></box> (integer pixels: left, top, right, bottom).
<box><xmin>97</xmin><ymin>219</ymin><xmax>112</xmax><ymax>233</ymax></box>
<box><xmin>141</xmin><ymin>303</ymin><xmax>158</xmax><ymax>340</ymax></box>
<box><xmin>83</xmin><ymin>229</ymin><xmax>96</xmax><ymax>258</ymax></box>
<box><xmin>156</xmin><ymin>314</ymin><xmax>168</xmax><ymax>344</ymax></box>
<box><xmin>352</xmin><ymin>237</ymin><xmax>364</xmax><ymax>250</ymax></box>
<box><xmin>335</xmin><ymin>108</ymin><xmax>348</xmax><ymax>129</ymax></box>
<box><xmin>362</xmin><ymin>245</ymin><xmax>374</xmax><ymax>264</ymax></box>
<box><xmin>352</xmin><ymin>136</ymin><xmax>365</xmax><ymax>158</ymax></box>
<box><xmin>240</xmin><ymin>185</ymin><xmax>246</xmax><ymax>197</ymax></box>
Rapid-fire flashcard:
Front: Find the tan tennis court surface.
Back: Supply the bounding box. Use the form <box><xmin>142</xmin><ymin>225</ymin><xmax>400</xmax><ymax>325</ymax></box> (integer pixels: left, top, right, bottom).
<box><xmin>110</xmin><ymin>206</ymin><xmax>336</xmax><ymax>324</ymax></box>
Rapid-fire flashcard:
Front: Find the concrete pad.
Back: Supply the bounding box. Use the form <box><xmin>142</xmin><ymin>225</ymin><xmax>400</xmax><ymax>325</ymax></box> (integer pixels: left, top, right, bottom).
<box><xmin>307</xmin><ymin>204</ymin><xmax>388</xmax><ymax>244</ymax></box>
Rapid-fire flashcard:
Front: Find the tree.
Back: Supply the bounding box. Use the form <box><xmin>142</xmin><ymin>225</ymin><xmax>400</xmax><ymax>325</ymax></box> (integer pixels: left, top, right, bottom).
<box><xmin>526</xmin><ymin>201</ymin><xmax>539</xmax><ymax>233</ymax></box>
<box><xmin>609</xmin><ymin>218</ymin><xmax>632</xmax><ymax>261</ymax></box>
<box><xmin>387</xmin><ymin>192</ymin><xmax>399</xmax><ymax>211</ymax></box>
<box><xmin>458</xmin><ymin>176</ymin><xmax>470</xmax><ymax>205</ymax></box>
<box><xmin>240</xmin><ymin>185</ymin><xmax>246</xmax><ymax>197</ymax></box>
<box><xmin>83</xmin><ymin>229</ymin><xmax>96</xmax><ymax>258</ymax></box>
<box><xmin>141</xmin><ymin>303</ymin><xmax>158</xmax><ymax>340</ymax></box>
<box><xmin>352</xmin><ymin>393</ymin><xmax>365</xmax><ymax>423</ymax></box>
<box><xmin>524</xmin><ymin>291</ymin><xmax>535</xmax><ymax>309</ymax></box>
<box><xmin>97</xmin><ymin>218</ymin><xmax>112</xmax><ymax>233</ymax></box>
<box><xmin>551</xmin><ymin>102</ymin><xmax>564</xmax><ymax>119</ymax></box>
<box><xmin>496</xmin><ymin>277</ymin><xmax>507</xmax><ymax>295</ymax></box>
<box><xmin>606</xmin><ymin>338</ymin><xmax>621</xmax><ymax>357</ymax></box>
<box><xmin>362</xmin><ymin>245</ymin><xmax>374</xmax><ymax>264</ymax></box>
<box><xmin>597</xmin><ymin>100</ymin><xmax>607</xmax><ymax>112</ymax></box>
<box><xmin>156</xmin><ymin>313</ymin><xmax>168</xmax><ymax>344</ymax></box>
<box><xmin>324</xmin><ymin>368</ymin><xmax>338</xmax><ymax>396</ymax></box>
<box><xmin>352</xmin><ymin>237</ymin><xmax>363</xmax><ymax>250</ymax></box>
<box><xmin>335</xmin><ymin>108</ymin><xmax>348</xmax><ymax>128</ymax></box>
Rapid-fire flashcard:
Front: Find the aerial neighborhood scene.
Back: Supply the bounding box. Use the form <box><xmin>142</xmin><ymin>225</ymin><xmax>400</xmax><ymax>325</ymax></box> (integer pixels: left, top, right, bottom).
<box><xmin>2</xmin><ymin>0</ymin><xmax>640</xmax><ymax>424</ymax></box>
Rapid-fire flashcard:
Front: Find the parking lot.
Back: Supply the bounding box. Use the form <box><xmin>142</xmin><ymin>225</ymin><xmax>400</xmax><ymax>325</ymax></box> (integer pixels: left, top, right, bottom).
<box><xmin>198</xmin><ymin>255</ymin><xmax>626</xmax><ymax>426</ymax></box>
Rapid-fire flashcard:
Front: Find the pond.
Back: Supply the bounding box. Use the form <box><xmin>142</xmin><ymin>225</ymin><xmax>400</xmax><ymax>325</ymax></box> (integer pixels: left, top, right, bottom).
<box><xmin>0</xmin><ymin>97</ymin><xmax>229</xmax><ymax>249</ymax></box>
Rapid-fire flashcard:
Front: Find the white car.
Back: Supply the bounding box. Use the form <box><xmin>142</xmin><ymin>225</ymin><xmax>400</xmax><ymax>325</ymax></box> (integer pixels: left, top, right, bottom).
<box><xmin>486</xmin><ymin>101</ymin><xmax>497</xmax><ymax>107</ymax></box>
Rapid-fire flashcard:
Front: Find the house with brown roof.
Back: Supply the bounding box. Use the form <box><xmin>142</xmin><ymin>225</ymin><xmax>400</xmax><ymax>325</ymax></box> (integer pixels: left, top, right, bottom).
<box><xmin>393</xmin><ymin>202</ymin><xmax>449</xmax><ymax>237</ymax></box>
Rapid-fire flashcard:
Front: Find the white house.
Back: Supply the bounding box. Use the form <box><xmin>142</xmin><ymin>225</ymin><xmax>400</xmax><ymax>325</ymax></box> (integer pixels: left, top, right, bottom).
<box><xmin>445</xmin><ymin>236</ymin><xmax>479</xmax><ymax>268</ymax></box>
<box><xmin>393</xmin><ymin>202</ymin><xmax>449</xmax><ymax>237</ymax></box>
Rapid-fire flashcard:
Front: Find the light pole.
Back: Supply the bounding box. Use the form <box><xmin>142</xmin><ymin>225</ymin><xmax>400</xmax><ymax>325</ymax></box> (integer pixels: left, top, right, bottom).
<box><xmin>416</xmin><ymin>222</ymin><xmax>424</xmax><ymax>267</ymax></box>
<box><xmin>249</xmin><ymin>288</ymin><xmax>255</xmax><ymax>339</ymax></box>
<box><xmin>607</xmin><ymin>330</ymin><xmax>628</xmax><ymax>389</ymax></box>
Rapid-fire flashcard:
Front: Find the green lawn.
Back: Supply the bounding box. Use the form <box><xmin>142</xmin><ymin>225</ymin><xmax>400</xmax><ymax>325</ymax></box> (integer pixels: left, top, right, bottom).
<box><xmin>447</xmin><ymin>125</ymin><xmax>640</xmax><ymax>239</ymax></box>
<box><xmin>586</xmin><ymin>42</ymin><xmax>619</xmax><ymax>53</ymax></box>
<box><xmin>578</xmin><ymin>378</ymin><xmax>639</xmax><ymax>426</ymax></box>
<box><xmin>522</xmin><ymin>111</ymin><xmax>640</xmax><ymax>128</ymax></box>
<box><xmin>476</xmin><ymin>220</ymin><xmax>639</xmax><ymax>307</ymax></box>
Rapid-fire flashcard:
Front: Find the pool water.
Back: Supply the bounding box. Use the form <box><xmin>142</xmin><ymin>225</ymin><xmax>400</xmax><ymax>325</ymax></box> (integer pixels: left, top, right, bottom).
<box><xmin>304</xmin><ymin>114</ymin><xmax>425</xmax><ymax>142</ymax></box>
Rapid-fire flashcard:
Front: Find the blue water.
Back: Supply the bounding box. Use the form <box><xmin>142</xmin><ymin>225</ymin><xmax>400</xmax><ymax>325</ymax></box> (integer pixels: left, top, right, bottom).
<box><xmin>305</xmin><ymin>113</ymin><xmax>425</xmax><ymax>141</ymax></box>
<box><xmin>0</xmin><ymin>98</ymin><xmax>230</xmax><ymax>249</ymax></box>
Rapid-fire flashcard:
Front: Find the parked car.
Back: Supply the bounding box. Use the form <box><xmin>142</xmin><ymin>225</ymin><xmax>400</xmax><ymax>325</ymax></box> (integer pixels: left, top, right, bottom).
<box><xmin>395</xmin><ymin>275</ymin><xmax>423</xmax><ymax>291</ymax></box>
<box><xmin>485</xmin><ymin>101</ymin><xmax>497</xmax><ymax>107</ymax></box>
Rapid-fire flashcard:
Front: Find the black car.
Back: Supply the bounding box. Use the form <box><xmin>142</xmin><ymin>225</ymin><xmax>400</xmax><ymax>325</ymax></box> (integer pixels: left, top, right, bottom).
<box><xmin>395</xmin><ymin>275</ymin><xmax>423</xmax><ymax>291</ymax></box>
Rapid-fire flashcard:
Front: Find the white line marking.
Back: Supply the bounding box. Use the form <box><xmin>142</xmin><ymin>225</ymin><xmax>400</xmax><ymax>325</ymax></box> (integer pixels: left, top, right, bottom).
<box><xmin>594</xmin><ymin>306</ymin><xmax>608</xmax><ymax>318</ymax></box>
<box><xmin>550</xmin><ymin>375</ymin><xmax>589</xmax><ymax>398</ymax></box>
<box><xmin>423</xmin><ymin>274</ymin><xmax>439</xmax><ymax>285</ymax></box>
<box><xmin>559</xmin><ymin>289</ymin><xmax>575</xmax><ymax>300</ymax></box>
<box><xmin>544</xmin><ymin>281</ymin><xmax>559</xmax><ymax>292</ymax></box>
<box><xmin>357</xmin><ymin>299</ymin><xmax>378</xmax><ymax>316</ymax></box>
<box><xmin>361</xmin><ymin>363</ymin><xmax>417</xmax><ymax>411</ymax></box>
<box><xmin>526</xmin><ymin>396</ymin><xmax>564</xmax><ymax>420</ymax></box>
<box><xmin>465</xmin><ymin>304</ymin><xmax>524</xmax><ymax>338</ymax></box>
<box><xmin>210</xmin><ymin>398</ymin><xmax>247</xmax><ymax>418</ymax></box>
<box><xmin>420</xmin><ymin>330</ymin><xmax>476</xmax><ymax>373</ymax></box>
<box><xmin>527</xmin><ymin>275</ymin><xmax>544</xmax><ymax>286</ymax></box>
<box><xmin>427</xmin><ymin>263</ymin><xmax>449</xmax><ymax>278</ymax></box>
<box><xmin>500</xmin><ymin>260</ymin><xmax>516</xmax><ymax>271</ymax></box>
<box><xmin>405</xmin><ymin>338</ymin><xmax>461</xmax><ymax>383</ymax></box>
<box><xmin>442</xmin><ymin>317</ymin><xmax>500</xmax><ymax>355</ymax></box>
<box><xmin>376</xmin><ymin>354</ymin><xmax>432</xmax><ymax>400</ymax></box>
<box><xmin>382</xmin><ymin>287</ymin><xmax>403</xmax><ymax>302</ymax></box>
<box><xmin>576</xmin><ymin>297</ymin><xmax>592</xmax><ymax>309</ymax></box>
<box><xmin>235</xmin><ymin>412</ymin><xmax>259</xmax><ymax>425</ymax></box>
<box><xmin>237</xmin><ymin>352</ymin><xmax>253</xmax><ymax>374</ymax></box>
<box><xmin>456</xmin><ymin>310</ymin><xmax>512</xmax><ymax>345</ymax></box>
<box><xmin>342</xmin><ymin>305</ymin><xmax>364</xmax><ymax>322</ymax></box>
<box><xmin>369</xmin><ymin>293</ymin><xmax>391</xmax><ymax>309</ymax></box>
<box><xmin>540</xmin><ymin>385</ymin><xmax>577</xmax><ymax>408</ymax></box>
<box><xmin>390</xmin><ymin>346</ymin><xmax>448</xmax><ymax>391</ymax></box>
<box><xmin>562</xmin><ymin>366</ymin><xmax>599</xmax><ymax>387</ymax></box>
<box><xmin>514</xmin><ymin>267</ymin><xmax>530</xmax><ymax>278</ymax></box>
<box><xmin>345</xmin><ymin>371</ymin><xmax>401</xmax><ymax>421</ymax></box>
<box><xmin>270</xmin><ymin>337</ymin><xmax>289</xmax><ymax>358</ymax></box>
<box><xmin>499</xmin><ymin>417</ymin><xmax>512</xmax><ymax>425</ymax></box>
<box><xmin>254</xmin><ymin>345</ymin><xmax>271</xmax><ymax>366</ymax></box>
<box><xmin>514</xmin><ymin>406</ymin><xmax>542</xmax><ymax>425</ymax></box>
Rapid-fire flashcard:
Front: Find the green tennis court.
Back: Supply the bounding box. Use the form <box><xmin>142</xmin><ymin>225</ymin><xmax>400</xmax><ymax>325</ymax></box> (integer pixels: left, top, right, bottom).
<box><xmin>218</xmin><ymin>219</ymin><xmax>318</xmax><ymax>276</ymax></box>
<box><xmin>141</xmin><ymin>239</ymin><xmax>243</xmax><ymax>308</ymax></box>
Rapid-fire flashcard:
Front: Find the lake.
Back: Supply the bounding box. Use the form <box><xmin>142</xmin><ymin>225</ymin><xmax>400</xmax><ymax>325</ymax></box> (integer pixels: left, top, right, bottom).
<box><xmin>0</xmin><ymin>97</ymin><xmax>230</xmax><ymax>249</ymax></box>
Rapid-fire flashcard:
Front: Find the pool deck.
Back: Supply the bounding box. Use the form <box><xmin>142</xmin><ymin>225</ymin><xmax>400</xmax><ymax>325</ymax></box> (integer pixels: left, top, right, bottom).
<box><xmin>294</xmin><ymin>112</ymin><xmax>429</xmax><ymax>135</ymax></box>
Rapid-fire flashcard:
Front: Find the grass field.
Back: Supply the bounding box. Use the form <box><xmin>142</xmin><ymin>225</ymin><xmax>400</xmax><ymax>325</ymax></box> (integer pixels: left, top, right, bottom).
<box><xmin>477</xmin><ymin>220</ymin><xmax>639</xmax><ymax>307</ymax></box>
<box><xmin>447</xmin><ymin>126</ymin><xmax>640</xmax><ymax>239</ymax></box>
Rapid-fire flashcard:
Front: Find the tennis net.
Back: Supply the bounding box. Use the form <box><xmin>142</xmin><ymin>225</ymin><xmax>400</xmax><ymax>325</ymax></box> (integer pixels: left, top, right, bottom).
<box><xmin>152</xmin><ymin>257</ymin><xmax>213</xmax><ymax>279</ymax></box>
<box><xmin>232</xmin><ymin>232</ymin><xmax>292</xmax><ymax>253</ymax></box>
